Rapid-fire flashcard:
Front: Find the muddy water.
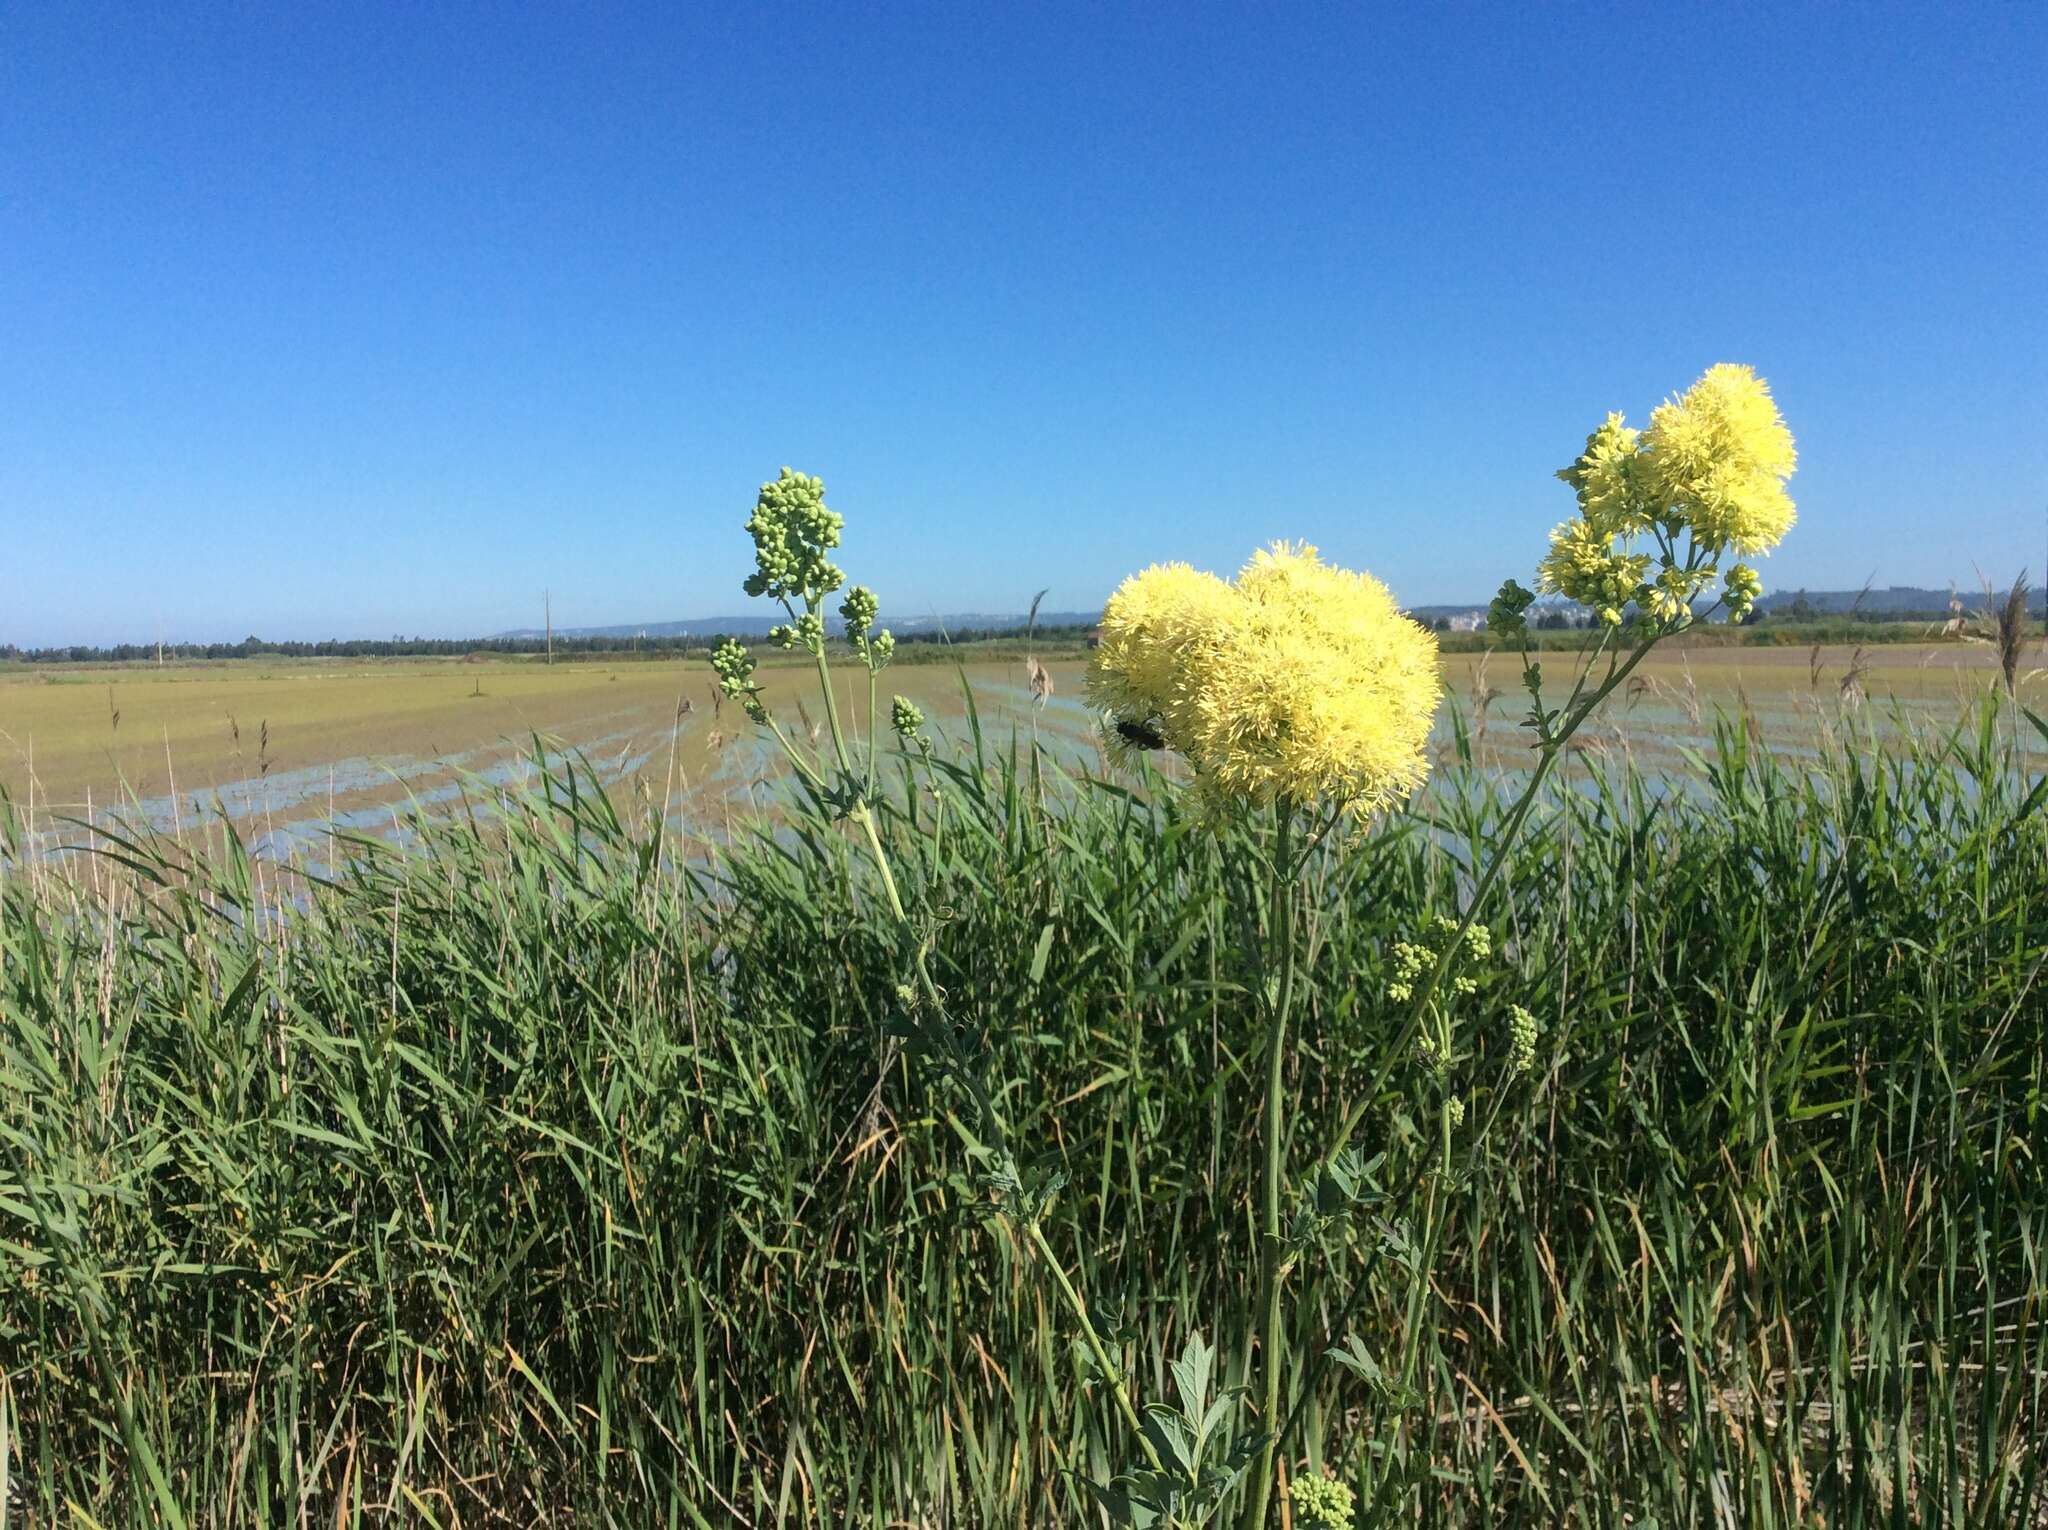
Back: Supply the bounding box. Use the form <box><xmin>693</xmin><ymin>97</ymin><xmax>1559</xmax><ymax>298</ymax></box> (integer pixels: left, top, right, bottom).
<box><xmin>3</xmin><ymin>644</ymin><xmax>2036</xmax><ymax>862</ymax></box>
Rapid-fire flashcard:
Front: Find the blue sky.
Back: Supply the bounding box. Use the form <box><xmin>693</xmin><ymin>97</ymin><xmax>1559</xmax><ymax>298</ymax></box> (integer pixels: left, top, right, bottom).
<box><xmin>3</xmin><ymin>3</ymin><xmax>2043</xmax><ymax>646</ymax></box>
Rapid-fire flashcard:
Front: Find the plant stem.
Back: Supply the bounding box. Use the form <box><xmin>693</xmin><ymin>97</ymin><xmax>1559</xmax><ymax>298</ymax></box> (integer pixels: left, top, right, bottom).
<box><xmin>1028</xmin><ymin>1219</ymin><xmax>1167</xmax><ymax>1475</ymax></box>
<box><xmin>1325</xmin><ymin>633</ymin><xmax>1660</xmax><ymax>1164</ymax></box>
<box><xmin>1243</xmin><ymin>800</ymin><xmax>1299</xmax><ymax>1530</ymax></box>
<box><xmin>811</xmin><ymin>643</ymin><xmax>858</xmax><ymax>779</ymax></box>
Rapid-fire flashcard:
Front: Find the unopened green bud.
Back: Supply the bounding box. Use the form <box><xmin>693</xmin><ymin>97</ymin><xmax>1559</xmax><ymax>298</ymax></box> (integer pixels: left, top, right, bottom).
<box><xmin>1391</xmin><ymin>940</ymin><xmax>1430</xmax><ymax>980</ymax></box>
<box><xmin>1487</xmin><ymin>578</ymin><xmax>1536</xmax><ymax>638</ymax></box>
<box><xmin>1723</xmin><ymin>562</ymin><xmax>1763</xmax><ymax>620</ymax></box>
<box><xmin>890</xmin><ymin>695</ymin><xmax>926</xmax><ymax>739</ymax></box>
<box><xmin>1290</xmin><ymin>1473</ymin><xmax>1356</xmax><ymax>1530</ymax></box>
<box><xmin>710</xmin><ymin>637</ymin><xmax>757</xmax><ymax>697</ymax></box>
<box><xmin>839</xmin><ymin>585</ymin><xmax>879</xmax><ymax>642</ymax></box>
<box><xmin>1507</xmin><ymin>1004</ymin><xmax>1539</xmax><ymax>1075</ymax></box>
<box><xmin>742</xmin><ymin>467</ymin><xmax>846</xmax><ymax>603</ymax></box>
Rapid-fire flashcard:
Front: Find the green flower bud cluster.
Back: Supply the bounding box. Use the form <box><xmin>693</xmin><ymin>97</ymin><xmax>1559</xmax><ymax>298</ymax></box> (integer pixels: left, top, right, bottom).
<box><xmin>838</xmin><ymin>585</ymin><xmax>897</xmax><ymax>672</ymax></box>
<box><xmin>1386</xmin><ymin>940</ymin><xmax>1428</xmax><ymax>1005</ymax></box>
<box><xmin>742</xmin><ymin>467</ymin><xmax>844</xmax><ymax>604</ymax></box>
<box><xmin>1507</xmin><ymin>1004</ymin><xmax>1540</xmax><ymax>1075</ymax></box>
<box><xmin>767</xmin><ymin>611</ymin><xmax>827</xmax><ymax>654</ymax></box>
<box><xmin>890</xmin><ymin>695</ymin><xmax>927</xmax><ymax>745</ymax></box>
<box><xmin>1445</xmin><ymin>1095</ymin><xmax>1466</xmax><ymax>1130</ymax></box>
<box><xmin>839</xmin><ymin>584</ymin><xmax>878</xmax><ymax>640</ymax></box>
<box><xmin>1289</xmin><ymin>1472</ymin><xmax>1356</xmax><ymax>1530</ymax></box>
<box><xmin>710</xmin><ymin>638</ymin><xmax>766</xmax><ymax>722</ymax></box>
<box><xmin>1416</xmin><ymin>1032</ymin><xmax>1451</xmax><ymax>1078</ymax></box>
<box><xmin>1387</xmin><ymin>917</ymin><xmax>1491</xmax><ymax>1004</ymax></box>
<box><xmin>1723</xmin><ymin>562</ymin><xmax>1763</xmax><ymax>621</ymax></box>
<box><xmin>1486</xmin><ymin>579</ymin><xmax>1535</xmax><ymax>638</ymax></box>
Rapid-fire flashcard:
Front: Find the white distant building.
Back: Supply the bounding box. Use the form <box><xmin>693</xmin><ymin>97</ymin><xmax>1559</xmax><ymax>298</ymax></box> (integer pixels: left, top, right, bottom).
<box><xmin>1446</xmin><ymin>611</ymin><xmax>1487</xmax><ymax>631</ymax></box>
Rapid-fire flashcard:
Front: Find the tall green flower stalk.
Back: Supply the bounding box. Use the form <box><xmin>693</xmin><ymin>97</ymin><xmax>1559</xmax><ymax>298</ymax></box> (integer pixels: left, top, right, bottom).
<box><xmin>1283</xmin><ymin>365</ymin><xmax>1800</xmax><ymax>1517</ymax></box>
<box><xmin>1088</xmin><ymin>545</ymin><xmax>1441</xmax><ymax>1530</ymax></box>
<box><xmin>707</xmin><ymin>469</ymin><xmax>1168</xmax><ymax>1482</ymax></box>
<box><xmin>1251</xmin><ymin>801</ymin><xmax>1297</xmax><ymax>1530</ymax></box>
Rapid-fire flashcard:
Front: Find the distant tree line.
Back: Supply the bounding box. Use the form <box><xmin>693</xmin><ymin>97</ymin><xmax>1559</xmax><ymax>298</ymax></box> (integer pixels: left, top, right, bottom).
<box><xmin>0</xmin><ymin>634</ymin><xmax>709</xmax><ymax>664</ymax></box>
<box><xmin>0</xmin><ymin>622</ymin><xmax>1107</xmax><ymax>666</ymax></box>
<box><xmin>12</xmin><ymin>602</ymin><xmax>2018</xmax><ymax>666</ymax></box>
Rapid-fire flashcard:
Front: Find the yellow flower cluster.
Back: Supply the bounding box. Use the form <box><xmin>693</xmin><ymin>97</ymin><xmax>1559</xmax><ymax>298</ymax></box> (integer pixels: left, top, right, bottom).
<box><xmin>1539</xmin><ymin>364</ymin><xmax>1796</xmax><ymax>625</ymax></box>
<box><xmin>1644</xmin><ymin>363</ymin><xmax>1798</xmax><ymax>554</ymax></box>
<box><xmin>1087</xmin><ymin>543</ymin><xmax>1441</xmax><ymax>814</ymax></box>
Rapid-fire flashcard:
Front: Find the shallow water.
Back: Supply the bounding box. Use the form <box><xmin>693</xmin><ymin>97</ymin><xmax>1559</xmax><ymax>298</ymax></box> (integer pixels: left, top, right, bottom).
<box><xmin>8</xmin><ymin>652</ymin><xmax>2038</xmax><ymax>873</ymax></box>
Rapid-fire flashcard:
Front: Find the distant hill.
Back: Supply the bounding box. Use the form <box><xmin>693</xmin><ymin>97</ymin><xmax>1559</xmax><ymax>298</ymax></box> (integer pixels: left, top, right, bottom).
<box><xmin>1755</xmin><ymin>584</ymin><xmax>2044</xmax><ymax>616</ymax></box>
<box><xmin>1413</xmin><ymin>585</ymin><xmax>2044</xmax><ymax>624</ymax></box>
<box><xmin>494</xmin><ymin>611</ymin><xmax>1104</xmax><ymax>641</ymax></box>
<box><xmin>496</xmin><ymin>587</ymin><xmax>2044</xmax><ymax>642</ymax></box>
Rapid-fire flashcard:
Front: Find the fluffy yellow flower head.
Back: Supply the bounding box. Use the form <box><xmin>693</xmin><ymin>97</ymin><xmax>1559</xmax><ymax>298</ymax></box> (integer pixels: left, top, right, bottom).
<box><xmin>1557</xmin><ymin>412</ymin><xmax>1654</xmax><ymax>539</ymax></box>
<box><xmin>1537</xmin><ymin>364</ymin><xmax>1797</xmax><ymax>626</ymax></box>
<box><xmin>1643</xmin><ymin>363</ymin><xmax>1797</xmax><ymax>554</ymax></box>
<box><xmin>1088</xmin><ymin>543</ymin><xmax>1441</xmax><ymax>815</ymax></box>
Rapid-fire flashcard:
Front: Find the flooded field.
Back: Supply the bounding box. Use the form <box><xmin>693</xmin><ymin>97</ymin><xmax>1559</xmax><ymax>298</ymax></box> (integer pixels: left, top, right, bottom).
<box><xmin>0</xmin><ymin>641</ymin><xmax>2036</xmax><ymax>859</ymax></box>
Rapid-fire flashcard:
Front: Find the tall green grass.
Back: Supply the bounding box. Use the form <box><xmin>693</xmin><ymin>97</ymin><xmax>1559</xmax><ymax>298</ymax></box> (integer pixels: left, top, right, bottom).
<box><xmin>3</xmin><ymin>702</ymin><xmax>2043</xmax><ymax>1526</ymax></box>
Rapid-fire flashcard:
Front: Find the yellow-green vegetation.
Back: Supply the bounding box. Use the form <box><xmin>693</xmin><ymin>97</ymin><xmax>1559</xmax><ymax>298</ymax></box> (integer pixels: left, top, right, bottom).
<box><xmin>3</xmin><ymin>370</ymin><xmax>2045</xmax><ymax>1527</ymax></box>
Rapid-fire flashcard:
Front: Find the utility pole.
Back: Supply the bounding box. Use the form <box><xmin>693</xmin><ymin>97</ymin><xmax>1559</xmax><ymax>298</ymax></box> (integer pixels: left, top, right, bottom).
<box><xmin>545</xmin><ymin>589</ymin><xmax>553</xmax><ymax>666</ymax></box>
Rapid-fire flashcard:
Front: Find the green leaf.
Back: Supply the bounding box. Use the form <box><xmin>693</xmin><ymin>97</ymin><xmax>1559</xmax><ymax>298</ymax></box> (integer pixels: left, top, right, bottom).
<box><xmin>1028</xmin><ymin>921</ymin><xmax>1057</xmax><ymax>984</ymax></box>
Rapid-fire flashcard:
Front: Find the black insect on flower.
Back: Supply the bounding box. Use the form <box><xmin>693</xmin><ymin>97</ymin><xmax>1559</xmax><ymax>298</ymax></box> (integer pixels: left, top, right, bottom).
<box><xmin>1114</xmin><ymin>718</ymin><xmax>1167</xmax><ymax>751</ymax></box>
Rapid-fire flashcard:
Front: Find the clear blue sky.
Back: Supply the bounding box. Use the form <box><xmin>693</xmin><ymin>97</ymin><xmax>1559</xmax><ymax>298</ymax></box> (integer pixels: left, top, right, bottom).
<box><xmin>4</xmin><ymin>3</ymin><xmax>2043</xmax><ymax>646</ymax></box>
